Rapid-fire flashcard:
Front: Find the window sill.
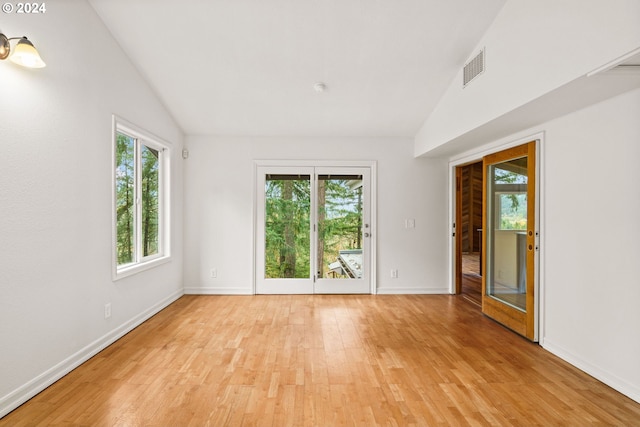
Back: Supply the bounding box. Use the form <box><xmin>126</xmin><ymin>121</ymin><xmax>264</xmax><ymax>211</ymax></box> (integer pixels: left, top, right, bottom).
<box><xmin>113</xmin><ymin>255</ymin><xmax>172</xmax><ymax>281</ymax></box>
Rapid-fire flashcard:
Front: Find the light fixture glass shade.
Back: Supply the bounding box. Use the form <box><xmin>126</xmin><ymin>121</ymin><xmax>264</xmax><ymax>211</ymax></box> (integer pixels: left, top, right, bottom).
<box><xmin>0</xmin><ymin>34</ymin><xmax>10</xmax><ymax>60</ymax></box>
<box><xmin>9</xmin><ymin>38</ymin><xmax>46</xmax><ymax>68</ymax></box>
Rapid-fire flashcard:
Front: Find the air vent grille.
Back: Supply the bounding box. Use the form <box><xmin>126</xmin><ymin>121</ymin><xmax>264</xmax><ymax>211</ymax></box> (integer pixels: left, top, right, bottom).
<box><xmin>463</xmin><ymin>49</ymin><xmax>485</xmax><ymax>87</ymax></box>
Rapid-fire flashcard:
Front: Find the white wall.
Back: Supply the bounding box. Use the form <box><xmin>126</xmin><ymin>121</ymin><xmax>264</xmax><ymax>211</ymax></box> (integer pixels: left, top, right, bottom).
<box><xmin>450</xmin><ymin>88</ymin><xmax>640</xmax><ymax>403</ymax></box>
<box><xmin>416</xmin><ymin>0</ymin><xmax>640</xmax><ymax>156</ymax></box>
<box><xmin>0</xmin><ymin>1</ymin><xmax>184</xmax><ymax>417</ymax></box>
<box><xmin>541</xmin><ymin>88</ymin><xmax>640</xmax><ymax>403</ymax></box>
<box><xmin>183</xmin><ymin>136</ymin><xmax>448</xmax><ymax>295</ymax></box>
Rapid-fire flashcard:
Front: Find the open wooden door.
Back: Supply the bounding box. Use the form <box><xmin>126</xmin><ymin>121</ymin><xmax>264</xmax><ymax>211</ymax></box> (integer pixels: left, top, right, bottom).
<box><xmin>482</xmin><ymin>141</ymin><xmax>537</xmax><ymax>341</ymax></box>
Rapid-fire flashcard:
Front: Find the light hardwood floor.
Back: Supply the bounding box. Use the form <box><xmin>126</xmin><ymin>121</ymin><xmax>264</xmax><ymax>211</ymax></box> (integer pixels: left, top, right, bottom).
<box><xmin>461</xmin><ymin>253</ymin><xmax>482</xmax><ymax>307</ymax></box>
<box><xmin>2</xmin><ymin>295</ymin><xmax>639</xmax><ymax>426</ymax></box>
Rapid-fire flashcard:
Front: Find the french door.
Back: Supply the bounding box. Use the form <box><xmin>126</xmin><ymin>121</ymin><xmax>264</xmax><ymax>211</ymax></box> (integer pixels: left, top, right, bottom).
<box><xmin>482</xmin><ymin>141</ymin><xmax>538</xmax><ymax>341</ymax></box>
<box><xmin>256</xmin><ymin>166</ymin><xmax>372</xmax><ymax>294</ymax></box>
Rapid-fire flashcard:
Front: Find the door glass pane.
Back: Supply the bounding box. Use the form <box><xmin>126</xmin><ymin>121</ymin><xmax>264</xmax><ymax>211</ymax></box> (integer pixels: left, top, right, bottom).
<box><xmin>264</xmin><ymin>175</ymin><xmax>311</xmax><ymax>278</ymax></box>
<box><xmin>141</xmin><ymin>145</ymin><xmax>160</xmax><ymax>257</ymax></box>
<box><xmin>317</xmin><ymin>175</ymin><xmax>364</xmax><ymax>279</ymax></box>
<box><xmin>115</xmin><ymin>133</ymin><xmax>135</xmax><ymax>266</ymax></box>
<box><xmin>487</xmin><ymin>157</ymin><xmax>528</xmax><ymax>311</ymax></box>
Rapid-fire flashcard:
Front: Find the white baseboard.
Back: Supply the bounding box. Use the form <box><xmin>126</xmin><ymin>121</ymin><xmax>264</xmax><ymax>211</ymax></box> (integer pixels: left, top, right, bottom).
<box><xmin>542</xmin><ymin>339</ymin><xmax>640</xmax><ymax>404</ymax></box>
<box><xmin>0</xmin><ymin>289</ymin><xmax>184</xmax><ymax>419</ymax></box>
<box><xmin>185</xmin><ymin>287</ymin><xmax>451</xmax><ymax>296</ymax></box>
<box><xmin>184</xmin><ymin>286</ymin><xmax>253</xmax><ymax>295</ymax></box>
<box><xmin>376</xmin><ymin>287</ymin><xmax>451</xmax><ymax>295</ymax></box>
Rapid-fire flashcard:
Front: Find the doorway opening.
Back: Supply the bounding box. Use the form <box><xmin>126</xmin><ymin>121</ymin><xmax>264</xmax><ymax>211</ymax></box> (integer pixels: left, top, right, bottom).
<box><xmin>453</xmin><ymin>141</ymin><xmax>539</xmax><ymax>341</ymax></box>
<box><xmin>455</xmin><ymin>161</ymin><xmax>483</xmax><ymax>307</ymax></box>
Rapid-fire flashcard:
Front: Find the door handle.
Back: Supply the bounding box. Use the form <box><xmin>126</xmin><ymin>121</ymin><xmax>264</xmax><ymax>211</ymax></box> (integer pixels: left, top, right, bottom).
<box><xmin>364</xmin><ymin>232</ymin><xmax>371</xmax><ymax>238</ymax></box>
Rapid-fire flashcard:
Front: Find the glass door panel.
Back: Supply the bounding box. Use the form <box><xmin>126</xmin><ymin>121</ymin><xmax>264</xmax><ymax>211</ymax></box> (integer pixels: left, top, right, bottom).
<box><xmin>265</xmin><ymin>174</ymin><xmax>311</xmax><ymax>279</ymax></box>
<box><xmin>315</xmin><ymin>168</ymin><xmax>371</xmax><ymax>294</ymax></box>
<box><xmin>482</xmin><ymin>142</ymin><xmax>537</xmax><ymax>341</ymax></box>
<box><xmin>317</xmin><ymin>174</ymin><xmax>363</xmax><ymax>280</ymax></box>
<box><xmin>256</xmin><ymin>167</ymin><xmax>314</xmax><ymax>294</ymax></box>
<box><xmin>486</xmin><ymin>159</ymin><xmax>528</xmax><ymax>310</ymax></box>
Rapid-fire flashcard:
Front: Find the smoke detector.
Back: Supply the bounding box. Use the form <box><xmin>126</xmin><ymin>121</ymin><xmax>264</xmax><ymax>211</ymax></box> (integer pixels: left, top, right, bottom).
<box><xmin>314</xmin><ymin>82</ymin><xmax>327</xmax><ymax>93</ymax></box>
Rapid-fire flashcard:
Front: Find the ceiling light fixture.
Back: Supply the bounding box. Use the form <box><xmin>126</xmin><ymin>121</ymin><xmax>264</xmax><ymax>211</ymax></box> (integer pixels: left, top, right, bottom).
<box><xmin>0</xmin><ymin>33</ymin><xmax>46</xmax><ymax>68</ymax></box>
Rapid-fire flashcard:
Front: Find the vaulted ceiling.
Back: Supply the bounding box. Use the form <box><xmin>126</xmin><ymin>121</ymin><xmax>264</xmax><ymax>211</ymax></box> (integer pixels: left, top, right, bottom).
<box><xmin>89</xmin><ymin>0</ymin><xmax>506</xmax><ymax>137</ymax></box>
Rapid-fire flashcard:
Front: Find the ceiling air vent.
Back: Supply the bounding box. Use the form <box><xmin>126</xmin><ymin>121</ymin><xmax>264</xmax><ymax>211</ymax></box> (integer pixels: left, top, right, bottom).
<box><xmin>463</xmin><ymin>48</ymin><xmax>485</xmax><ymax>87</ymax></box>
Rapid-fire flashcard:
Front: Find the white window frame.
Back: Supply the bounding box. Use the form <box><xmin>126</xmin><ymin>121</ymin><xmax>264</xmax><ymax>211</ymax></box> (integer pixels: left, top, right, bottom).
<box><xmin>112</xmin><ymin>116</ymin><xmax>171</xmax><ymax>280</ymax></box>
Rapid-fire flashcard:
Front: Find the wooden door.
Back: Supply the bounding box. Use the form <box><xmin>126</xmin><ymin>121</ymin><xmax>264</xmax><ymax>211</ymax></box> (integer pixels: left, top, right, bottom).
<box><xmin>482</xmin><ymin>141</ymin><xmax>537</xmax><ymax>340</ymax></box>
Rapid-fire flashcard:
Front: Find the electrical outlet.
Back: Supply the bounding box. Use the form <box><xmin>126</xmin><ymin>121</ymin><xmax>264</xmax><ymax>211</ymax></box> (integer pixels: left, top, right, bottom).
<box><xmin>104</xmin><ymin>303</ymin><xmax>111</xmax><ymax>319</ymax></box>
<box><xmin>391</xmin><ymin>269</ymin><xmax>398</xmax><ymax>279</ymax></box>
<box><xmin>210</xmin><ymin>268</ymin><xmax>217</xmax><ymax>279</ymax></box>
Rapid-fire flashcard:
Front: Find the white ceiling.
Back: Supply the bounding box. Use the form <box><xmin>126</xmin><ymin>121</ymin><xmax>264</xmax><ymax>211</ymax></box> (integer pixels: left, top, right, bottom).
<box><xmin>89</xmin><ymin>0</ymin><xmax>506</xmax><ymax>137</ymax></box>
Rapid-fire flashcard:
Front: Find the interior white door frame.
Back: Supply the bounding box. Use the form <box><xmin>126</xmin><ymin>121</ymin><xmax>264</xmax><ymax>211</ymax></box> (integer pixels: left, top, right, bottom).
<box><xmin>253</xmin><ymin>160</ymin><xmax>377</xmax><ymax>295</ymax></box>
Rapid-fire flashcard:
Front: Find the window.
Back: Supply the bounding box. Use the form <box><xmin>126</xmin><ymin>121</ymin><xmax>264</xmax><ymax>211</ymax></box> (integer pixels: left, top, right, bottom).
<box><xmin>113</xmin><ymin>117</ymin><xmax>170</xmax><ymax>279</ymax></box>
